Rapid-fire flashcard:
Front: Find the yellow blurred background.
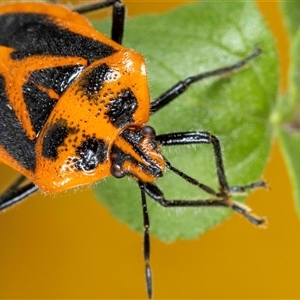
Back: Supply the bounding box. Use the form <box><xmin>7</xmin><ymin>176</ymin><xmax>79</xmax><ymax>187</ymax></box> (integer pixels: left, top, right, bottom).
<box><xmin>0</xmin><ymin>0</ymin><xmax>297</xmax><ymax>299</ymax></box>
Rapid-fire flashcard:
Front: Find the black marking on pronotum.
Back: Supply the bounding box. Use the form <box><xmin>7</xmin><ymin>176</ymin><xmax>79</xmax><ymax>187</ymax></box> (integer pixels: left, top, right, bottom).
<box><xmin>107</xmin><ymin>88</ymin><xmax>138</xmax><ymax>128</ymax></box>
<box><xmin>0</xmin><ymin>75</ymin><xmax>36</xmax><ymax>170</ymax></box>
<box><xmin>0</xmin><ymin>13</ymin><xmax>117</xmax><ymax>63</ymax></box>
<box><xmin>78</xmin><ymin>63</ymin><xmax>112</xmax><ymax>101</ymax></box>
<box><xmin>42</xmin><ymin>119</ymin><xmax>78</xmax><ymax>160</ymax></box>
<box><xmin>75</xmin><ymin>137</ymin><xmax>108</xmax><ymax>171</ymax></box>
<box><xmin>23</xmin><ymin>65</ymin><xmax>85</xmax><ymax>134</ymax></box>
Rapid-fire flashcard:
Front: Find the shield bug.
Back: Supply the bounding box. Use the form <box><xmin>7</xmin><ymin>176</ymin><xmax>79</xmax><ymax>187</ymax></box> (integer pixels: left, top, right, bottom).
<box><xmin>0</xmin><ymin>1</ymin><xmax>267</xmax><ymax>298</ymax></box>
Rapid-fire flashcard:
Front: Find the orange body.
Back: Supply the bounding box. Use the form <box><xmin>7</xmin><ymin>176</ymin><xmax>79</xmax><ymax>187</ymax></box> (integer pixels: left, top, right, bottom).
<box><xmin>0</xmin><ymin>3</ymin><xmax>163</xmax><ymax>193</ymax></box>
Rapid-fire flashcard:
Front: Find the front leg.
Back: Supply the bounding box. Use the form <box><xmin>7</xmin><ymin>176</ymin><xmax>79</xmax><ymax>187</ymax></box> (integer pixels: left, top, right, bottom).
<box><xmin>157</xmin><ymin>131</ymin><xmax>231</xmax><ymax>194</ymax></box>
<box><xmin>155</xmin><ymin>131</ymin><xmax>267</xmax><ymax>225</ymax></box>
<box><xmin>150</xmin><ymin>49</ymin><xmax>261</xmax><ymax>114</ymax></box>
<box><xmin>0</xmin><ymin>178</ymin><xmax>38</xmax><ymax>211</ymax></box>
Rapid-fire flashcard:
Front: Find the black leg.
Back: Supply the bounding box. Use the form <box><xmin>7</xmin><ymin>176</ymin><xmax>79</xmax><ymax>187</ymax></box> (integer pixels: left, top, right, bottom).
<box><xmin>0</xmin><ymin>180</ymin><xmax>38</xmax><ymax>211</ymax></box>
<box><xmin>156</xmin><ymin>131</ymin><xmax>267</xmax><ymax>195</ymax></box>
<box><xmin>111</xmin><ymin>1</ymin><xmax>125</xmax><ymax>44</ymax></box>
<box><xmin>150</xmin><ymin>48</ymin><xmax>261</xmax><ymax>114</ymax></box>
<box><xmin>157</xmin><ymin>131</ymin><xmax>231</xmax><ymax>193</ymax></box>
<box><xmin>138</xmin><ymin>181</ymin><xmax>153</xmax><ymax>299</ymax></box>
<box><xmin>153</xmin><ymin>131</ymin><xmax>267</xmax><ymax>225</ymax></box>
<box><xmin>143</xmin><ymin>180</ymin><xmax>265</xmax><ymax>226</ymax></box>
<box><xmin>73</xmin><ymin>0</ymin><xmax>125</xmax><ymax>44</ymax></box>
<box><xmin>2</xmin><ymin>175</ymin><xmax>27</xmax><ymax>195</ymax></box>
<box><xmin>0</xmin><ymin>175</ymin><xmax>38</xmax><ymax>210</ymax></box>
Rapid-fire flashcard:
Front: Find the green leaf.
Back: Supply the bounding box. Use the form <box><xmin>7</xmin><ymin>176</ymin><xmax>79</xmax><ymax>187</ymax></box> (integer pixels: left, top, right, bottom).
<box><xmin>93</xmin><ymin>2</ymin><xmax>278</xmax><ymax>242</ymax></box>
<box><xmin>276</xmin><ymin>10</ymin><xmax>300</xmax><ymax>218</ymax></box>
<box><xmin>280</xmin><ymin>30</ymin><xmax>300</xmax><ymax>121</ymax></box>
<box><xmin>280</xmin><ymin>0</ymin><xmax>300</xmax><ymax>38</ymax></box>
<box><xmin>278</xmin><ymin>124</ymin><xmax>300</xmax><ymax>214</ymax></box>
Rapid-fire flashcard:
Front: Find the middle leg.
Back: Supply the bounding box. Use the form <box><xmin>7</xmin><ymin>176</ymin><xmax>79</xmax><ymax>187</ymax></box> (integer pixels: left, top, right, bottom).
<box><xmin>73</xmin><ymin>0</ymin><xmax>125</xmax><ymax>44</ymax></box>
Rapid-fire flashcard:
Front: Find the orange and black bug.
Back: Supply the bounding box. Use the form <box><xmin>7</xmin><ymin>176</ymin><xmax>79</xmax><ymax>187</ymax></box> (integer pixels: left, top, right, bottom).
<box><xmin>0</xmin><ymin>1</ymin><xmax>267</xmax><ymax>298</ymax></box>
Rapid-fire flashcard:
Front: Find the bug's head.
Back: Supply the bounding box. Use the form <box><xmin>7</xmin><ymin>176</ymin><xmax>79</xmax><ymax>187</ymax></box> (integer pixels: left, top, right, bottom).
<box><xmin>110</xmin><ymin>126</ymin><xmax>165</xmax><ymax>182</ymax></box>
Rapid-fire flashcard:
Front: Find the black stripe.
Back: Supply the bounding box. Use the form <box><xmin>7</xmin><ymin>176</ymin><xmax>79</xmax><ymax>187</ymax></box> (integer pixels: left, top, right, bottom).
<box><xmin>0</xmin><ymin>13</ymin><xmax>117</xmax><ymax>63</ymax></box>
<box><xmin>23</xmin><ymin>81</ymin><xmax>57</xmax><ymax>136</ymax></box>
<box><xmin>23</xmin><ymin>65</ymin><xmax>85</xmax><ymax>134</ymax></box>
<box><xmin>28</xmin><ymin>65</ymin><xmax>85</xmax><ymax>96</ymax></box>
<box><xmin>0</xmin><ymin>75</ymin><xmax>36</xmax><ymax>171</ymax></box>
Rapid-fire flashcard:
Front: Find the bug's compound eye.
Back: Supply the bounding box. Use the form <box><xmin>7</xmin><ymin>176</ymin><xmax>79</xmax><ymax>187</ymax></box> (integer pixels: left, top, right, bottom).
<box><xmin>111</xmin><ymin>164</ymin><xmax>125</xmax><ymax>178</ymax></box>
<box><xmin>140</xmin><ymin>126</ymin><xmax>156</xmax><ymax>138</ymax></box>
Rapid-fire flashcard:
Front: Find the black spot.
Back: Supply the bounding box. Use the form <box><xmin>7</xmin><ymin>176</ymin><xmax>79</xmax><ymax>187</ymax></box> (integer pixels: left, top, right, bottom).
<box><xmin>107</xmin><ymin>89</ymin><xmax>138</xmax><ymax>128</ymax></box>
<box><xmin>23</xmin><ymin>65</ymin><xmax>85</xmax><ymax>134</ymax></box>
<box><xmin>75</xmin><ymin>138</ymin><xmax>108</xmax><ymax>171</ymax></box>
<box><xmin>0</xmin><ymin>13</ymin><xmax>116</xmax><ymax>63</ymax></box>
<box><xmin>78</xmin><ymin>64</ymin><xmax>112</xmax><ymax>101</ymax></box>
<box><xmin>42</xmin><ymin>119</ymin><xmax>77</xmax><ymax>160</ymax></box>
<box><xmin>0</xmin><ymin>75</ymin><xmax>36</xmax><ymax>170</ymax></box>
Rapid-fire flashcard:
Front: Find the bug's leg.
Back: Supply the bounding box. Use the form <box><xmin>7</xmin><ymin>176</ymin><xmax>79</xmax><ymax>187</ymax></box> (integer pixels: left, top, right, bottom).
<box><xmin>156</xmin><ymin>131</ymin><xmax>266</xmax><ymax>193</ymax></box>
<box><xmin>157</xmin><ymin>131</ymin><xmax>231</xmax><ymax>192</ymax></box>
<box><xmin>1</xmin><ymin>175</ymin><xmax>28</xmax><ymax>199</ymax></box>
<box><xmin>110</xmin><ymin>1</ymin><xmax>125</xmax><ymax>44</ymax></box>
<box><xmin>155</xmin><ymin>131</ymin><xmax>266</xmax><ymax>225</ymax></box>
<box><xmin>229</xmin><ymin>181</ymin><xmax>268</xmax><ymax>194</ymax></box>
<box><xmin>73</xmin><ymin>0</ymin><xmax>125</xmax><ymax>44</ymax></box>
<box><xmin>138</xmin><ymin>181</ymin><xmax>153</xmax><ymax>299</ymax></box>
<box><xmin>144</xmin><ymin>180</ymin><xmax>265</xmax><ymax>226</ymax></box>
<box><xmin>150</xmin><ymin>48</ymin><xmax>261</xmax><ymax>114</ymax></box>
<box><xmin>2</xmin><ymin>175</ymin><xmax>27</xmax><ymax>192</ymax></box>
<box><xmin>0</xmin><ymin>178</ymin><xmax>38</xmax><ymax>211</ymax></box>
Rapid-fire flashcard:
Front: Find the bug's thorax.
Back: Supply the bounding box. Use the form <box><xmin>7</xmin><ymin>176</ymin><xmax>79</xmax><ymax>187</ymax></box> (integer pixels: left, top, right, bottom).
<box><xmin>110</xmin><ymin>126</ymin><xmax>165</xmax><ymax>182</ymax></box>
<box><xmin>31</xmin><ymin>49</ymin><xmax>151</xmax><ymax>193</ymax></box>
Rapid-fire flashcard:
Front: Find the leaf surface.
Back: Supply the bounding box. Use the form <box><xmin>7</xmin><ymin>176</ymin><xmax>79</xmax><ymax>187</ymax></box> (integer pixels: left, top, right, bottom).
<box><xmin>94</xmin><ymin>2</ymin><xmax>278</xmax><ymax>242</ymax></box>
